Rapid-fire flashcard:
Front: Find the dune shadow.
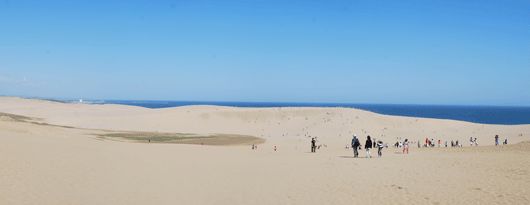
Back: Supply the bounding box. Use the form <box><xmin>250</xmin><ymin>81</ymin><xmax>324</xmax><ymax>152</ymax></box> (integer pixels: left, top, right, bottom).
<box><xmin>339</xmin><ymin>156</ymin><xmax>355</xmax><ymax>158</ymax></box>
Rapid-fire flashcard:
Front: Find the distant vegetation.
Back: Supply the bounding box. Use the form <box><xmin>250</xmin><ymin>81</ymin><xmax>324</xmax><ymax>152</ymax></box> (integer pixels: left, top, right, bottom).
<box><xmin>96</xmin><ymin>132</ymin><xmax>265</xmax><ymax>146</ymax></box>
<box><xmin>0</xmin><ymin>111</ymin><xmax>265</xmax><ymax>146</ymax></box>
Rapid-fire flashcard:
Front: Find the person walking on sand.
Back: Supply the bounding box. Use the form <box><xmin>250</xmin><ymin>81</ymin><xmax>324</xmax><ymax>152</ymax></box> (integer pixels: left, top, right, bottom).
<box><xmin>438</xmin><ymin>140</ymin><xmax>441</xmax><ymax>147</ymax></box>
<box><xmin>402</xmin><ymin>139</ymin><xmax>409</xmax><ymax>154</ymax></box>
<box><xmin>311</xmin><ymin>138</ymin><xmax>316</xmax><ymax>153</ymax></box>
<box><xmin>495</xmin><ymin>135</ymin><xmax>499</xmax><ymax>146</ymax></box>
<box><xmin>418</xmin><ymin>141</ymin><xmax>420</xmax><ymax>148</ymax></box>
<box><xmin>365</xmin><ymin>135</ymin><xmax>373</xmax><ymax>158</ymax></box>
<box><xmin>351</xmin><ymin>135</ymin><xmax>361</xmax><ymax>158</ymax></box>
<box><xmin>470</xmin><ymin>137</ymin><xmax>473</xmax><ymax>146</ymax></box>
<box><xmin>274</xmin><ymin>146</ymin><xmax>277</xmax><ymax>151</ymax></box>
<box><xmin>474</xmin><ymin>138</ymin><xmax>478</xmax><ymax>146</ymax></box>
<box><xmin>377</xmin><ymin>140</ymin><xmax>384</xmax><ymax>157</ymax></box>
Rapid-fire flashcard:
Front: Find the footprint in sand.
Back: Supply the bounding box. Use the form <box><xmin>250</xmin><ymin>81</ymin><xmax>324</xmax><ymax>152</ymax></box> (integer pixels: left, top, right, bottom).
<box><xmin>390</xmin><ymin>184</ymin><xmax>405</xmax><ymax>190</ymax></box>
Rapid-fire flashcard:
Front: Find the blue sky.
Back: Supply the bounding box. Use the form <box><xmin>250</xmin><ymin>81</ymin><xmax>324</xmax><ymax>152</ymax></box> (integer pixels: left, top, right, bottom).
<box><xmin>1</xmin><ymin>0</ymin><xmax>528</xmax><ymax>106</ymax></box>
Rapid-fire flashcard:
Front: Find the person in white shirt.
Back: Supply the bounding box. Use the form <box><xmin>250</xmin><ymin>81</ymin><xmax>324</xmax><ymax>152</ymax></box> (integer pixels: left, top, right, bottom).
<box><xmin>377</xmin><ymin>140</ymin><xmax>384</xmax><ymax>157</ymax></box>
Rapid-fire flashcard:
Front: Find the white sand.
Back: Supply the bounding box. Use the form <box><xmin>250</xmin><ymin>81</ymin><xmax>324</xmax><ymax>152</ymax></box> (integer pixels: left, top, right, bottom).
<box><xmin>1</xmin><ymin>97</ymin><xmax>529</xmax><ymax>204</ymax></box>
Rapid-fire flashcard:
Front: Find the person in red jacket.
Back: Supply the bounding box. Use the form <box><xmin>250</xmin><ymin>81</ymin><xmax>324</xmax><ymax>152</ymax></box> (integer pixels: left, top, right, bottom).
<box><xmin>495</xmin><ymin>135</ymin><xmax>499</xmax><ymax>146</ymax></box>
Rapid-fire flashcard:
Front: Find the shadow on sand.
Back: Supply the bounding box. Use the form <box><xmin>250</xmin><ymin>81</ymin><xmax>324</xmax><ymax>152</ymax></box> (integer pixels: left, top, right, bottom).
<box><xmin>339</xmin><ymin>156</ymin><xmax>355</xmax><ymax>158</ymax></box>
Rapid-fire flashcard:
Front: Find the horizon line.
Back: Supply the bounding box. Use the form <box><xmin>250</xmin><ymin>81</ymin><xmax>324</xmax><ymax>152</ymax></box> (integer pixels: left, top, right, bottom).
<box><xmin>3</xmin><ymin>95</ymin><xmax>530</xmax><ymax>108</ymax></box>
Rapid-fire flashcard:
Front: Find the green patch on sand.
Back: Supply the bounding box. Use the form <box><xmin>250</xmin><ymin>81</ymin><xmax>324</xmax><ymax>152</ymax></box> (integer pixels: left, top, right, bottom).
<box><xmin>0</xmin><ymin>112</ymin><xmax>266</xmax><ymax>146</ymax></box>
<box><xmin>29</xmin><ymin>122</ymin><xmax>75</xmax><ymax>129</ymax></box>
<box><xmin>0</xmin><ymin>112</ymin><xmax>38</xmax><ymax>122</ymax></box>
<box><xmin>96</xmin><ymin>132</ymin><xmax>265</xmax><ymax>146</ymax></box>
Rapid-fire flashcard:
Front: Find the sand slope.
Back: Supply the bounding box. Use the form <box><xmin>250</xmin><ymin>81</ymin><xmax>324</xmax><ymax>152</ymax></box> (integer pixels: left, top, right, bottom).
<box><xmin>1</xmin><ymin>97</ymin><xmax>529</xmax><ymax>204</ymax></box>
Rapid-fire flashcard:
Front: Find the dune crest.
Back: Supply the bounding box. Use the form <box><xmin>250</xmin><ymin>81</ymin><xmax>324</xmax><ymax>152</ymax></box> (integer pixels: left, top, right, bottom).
<box><xmin>1</xmin><ymin>97</ymin><xmax>529</xmax><ymax>204</ymax></box>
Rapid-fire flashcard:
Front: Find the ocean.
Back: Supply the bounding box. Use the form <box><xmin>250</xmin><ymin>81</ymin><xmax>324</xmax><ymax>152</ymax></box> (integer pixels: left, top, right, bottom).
<box><xmin>87</xmin><ymin>100</ymin><xmax>530</xmax><ymax>125</ymax></box>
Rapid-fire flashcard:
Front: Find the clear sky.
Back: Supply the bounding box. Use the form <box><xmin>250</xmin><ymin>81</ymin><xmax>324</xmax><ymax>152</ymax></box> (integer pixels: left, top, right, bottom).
<box><xmin>1</xmin><ymin>0</ymin><xmax>528</xmax><ymax>106</ymax></box>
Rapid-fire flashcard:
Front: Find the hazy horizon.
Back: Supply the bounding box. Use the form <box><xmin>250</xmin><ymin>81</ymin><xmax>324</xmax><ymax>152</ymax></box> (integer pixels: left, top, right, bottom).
<box><xmin>4</xmin><ymin>95</ymin><xmax>530</xmax><ymax>108</ymax></box>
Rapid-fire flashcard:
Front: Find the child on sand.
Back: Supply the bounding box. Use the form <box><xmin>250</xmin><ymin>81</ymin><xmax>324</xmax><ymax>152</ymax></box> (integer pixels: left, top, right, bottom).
<box><xmin>474</xmin><ymin>138</ymin><xmax>478</xmax><ymax>146</ymax></box>
<box><xmin>365</xmin><ymin>136</ymin><xmax>372</xmax><ymax>158</ymax></box>
<box><xmin>402</xmin><ymin>139</ymin><xmax>409</xmax><ymax>154</ymax></box>
<box><xmin>274</xmin><ymin>146</ymin><xmax>277</xmax><ymax>151</ymax></box>
<box><xmin>470</xmin><ymin>137</ymin><xmax>473</xmax><ymax>146</ymax></box>
<box><xmin>377</xmin><ymin>140</ymin><xmax>384</xmax><ymax>157</ymax></box>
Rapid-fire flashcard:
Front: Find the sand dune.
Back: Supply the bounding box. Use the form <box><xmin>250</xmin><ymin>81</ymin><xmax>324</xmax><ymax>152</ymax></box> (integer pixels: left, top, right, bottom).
<box><xmin>1</xmin><ymin>97</ymin><xmax>529</xmax><ymax>204</ymax></box>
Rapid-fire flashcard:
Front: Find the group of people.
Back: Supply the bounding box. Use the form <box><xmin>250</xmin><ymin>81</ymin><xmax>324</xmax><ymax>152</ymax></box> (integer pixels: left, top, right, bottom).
<box><xmin>299</xmin><ymin>134</ymin><xmax>508</xmax><ymax>155</ymax></box>
<box><xmin>422</xmin><ymin>138</ymin><xmax>440</xmax><ymax>148</ymax></box>
<box><xmin>394</xmin><ymin>141</ymin><xmax>415</xmax><ymax>148</ymax></box>
<box><xmin>346</xmin><ymin>134</ymin><xmax>506</xmax><ymax>158</ymax></box>
<box><xmin>258</xmin><ymin>134</ymin><xmax>508</xmax><ymax>154</ymax></box>
<box><xmin>418</xmin><ymin>138</ymin><xmax>477</xmax><ymax>148</ymax></box>
<box><xmin>495</xmin><ymin>135</ymin><xmax>508</xmax><ymax>145</ymax></box>
<box><xmin>450</xmin><ymin>140</ymin><xmax>461</xmax><ymax>147</ymax></box>
<box><xmin>469</xmin><ymin>137</ymin><xmax>479</xmax><ymax>146</ymax></box>
<box><xmin>351</xmin><ymin>135</ymin><xmax>386</xmax><ymax>158</ymax></box>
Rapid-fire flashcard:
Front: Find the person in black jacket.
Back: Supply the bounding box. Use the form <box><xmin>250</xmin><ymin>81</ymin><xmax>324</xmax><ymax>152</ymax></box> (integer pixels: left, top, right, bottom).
<box><xmin>311</xmin><ymin>138</ymin><xmax>316</xmax><ymax>153</ymax></box>
<box><xmin>365</xmin><ymin>135</ymin><xmax>372</xmax><ymax>158</ymax></box>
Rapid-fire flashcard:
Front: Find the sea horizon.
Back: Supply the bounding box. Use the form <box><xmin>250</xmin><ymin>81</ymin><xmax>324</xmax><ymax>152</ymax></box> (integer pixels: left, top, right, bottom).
<box><xmin>5</xmin><ymin>95</ymin><xmax>530</xmax><ymax>108</ymax></box>
<box><xmin>6</xmin><ymin>96</ymin><xmax>529</xmax><ymax>125</ymax></box>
